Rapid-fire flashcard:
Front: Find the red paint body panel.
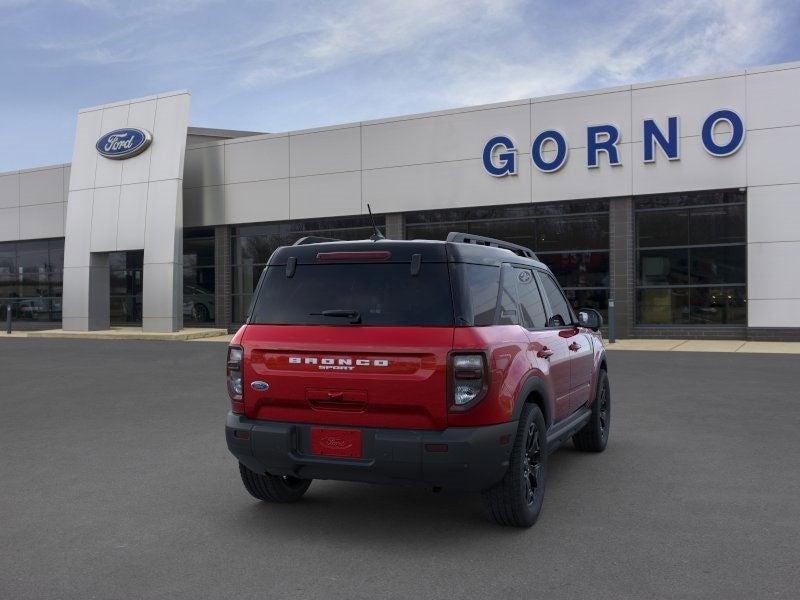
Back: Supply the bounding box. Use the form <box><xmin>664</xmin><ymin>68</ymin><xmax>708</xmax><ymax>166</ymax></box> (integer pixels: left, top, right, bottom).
<box><xmin>240</xmin><ymin>324</ymin><xmax>454</xmax><ymax>430</ymax></box>
<box><xmin>235</xmin><ymin>321</ymin><xmax>606</xmax><ymax>431</ymax></box>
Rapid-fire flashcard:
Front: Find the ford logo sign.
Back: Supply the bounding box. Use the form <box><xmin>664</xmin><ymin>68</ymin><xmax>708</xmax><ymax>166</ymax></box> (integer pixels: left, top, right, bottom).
<box><xmin>96</xmin><ymin>128</ymin><xmax>152</xmax><ymax>160</ymax></box>
<box><xmin>250</xmin><ymin>381</ymin><xmax>269</xmax><ymax>391</ymax></box>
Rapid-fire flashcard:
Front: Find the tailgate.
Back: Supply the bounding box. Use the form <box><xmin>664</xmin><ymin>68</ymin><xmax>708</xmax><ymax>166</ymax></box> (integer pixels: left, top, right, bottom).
<box><xmin>242</xmin><ymin>325</ymin><xmax>454</xmax><ymax>430</ymax></box>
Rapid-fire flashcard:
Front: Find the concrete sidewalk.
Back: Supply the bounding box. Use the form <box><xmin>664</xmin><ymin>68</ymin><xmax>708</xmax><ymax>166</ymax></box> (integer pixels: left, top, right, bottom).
<box><xmin>1</xmin><ymin>327</ymin><xmax>227</xmax><ymax>341</ymax></box>
<box><xmin>604</xmin><ymin>338</ymin><xmax>800</xmax><ymax>354</ymax></box>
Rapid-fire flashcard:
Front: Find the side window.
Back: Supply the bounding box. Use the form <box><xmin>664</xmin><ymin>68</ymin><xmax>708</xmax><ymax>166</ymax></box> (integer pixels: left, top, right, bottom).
<box><xmin>458</xmin><ymin>264</ymin><xmax>500</xmax><ymax>326</ymax></box>
<box><xmin>496</xmin><ymin>264</ymin><xmax>519</xmax><ymax>325</ymax></box>
<box><xmin>539</xmin><ymin>271</ymin><xmax>573</xmax><ymax>327</ymax></box>
<box><xmin>515</xmin><ymin>268</ymin><xmax>547</xmax><ymax>329</ymax></box>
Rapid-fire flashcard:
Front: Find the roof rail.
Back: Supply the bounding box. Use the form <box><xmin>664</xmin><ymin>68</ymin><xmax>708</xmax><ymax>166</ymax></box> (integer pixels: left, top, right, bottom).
<box><xmin>446</xmin><ymin>231</ymin><xmax>537</xmax><ymax>260</ymax></box>
<box><xmin>292</xmin><ymin>236</ymin><xmax>340</xmax><ymax>246</ymax></box>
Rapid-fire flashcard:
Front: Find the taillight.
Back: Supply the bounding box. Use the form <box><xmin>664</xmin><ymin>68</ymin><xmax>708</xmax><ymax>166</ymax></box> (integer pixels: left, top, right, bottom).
<box><xmin>449</xmin><ymin>352</ymin><xmax>489</xmax><ymax>411</ymax></box>
<box><xmin>227</xmin><ymin>345</ymin><xmax>244</xmax><ymax>414</ymax></box>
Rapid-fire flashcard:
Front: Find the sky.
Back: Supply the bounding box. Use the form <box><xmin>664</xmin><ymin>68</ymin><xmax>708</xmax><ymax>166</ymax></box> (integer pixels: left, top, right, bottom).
<box><xmin>0</xmin><ymin>0</ymin><xmax>798</xmax><ymax>171</ymax></box>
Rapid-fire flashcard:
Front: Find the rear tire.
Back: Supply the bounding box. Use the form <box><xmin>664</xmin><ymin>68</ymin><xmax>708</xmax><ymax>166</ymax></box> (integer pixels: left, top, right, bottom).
<box><xmin>239</xmin><ymin>463</ymin><xmax>311</xmax><ymax>503</ymax></box>
<box><xmin>482</xmin><ymin>403</ymin><xmax>548</xmax><ymax>528</ymax></box>
<box><xmin>573</xmin><ymin>369</ymin><xmax>610</xmax><ymax>452</ymax></box>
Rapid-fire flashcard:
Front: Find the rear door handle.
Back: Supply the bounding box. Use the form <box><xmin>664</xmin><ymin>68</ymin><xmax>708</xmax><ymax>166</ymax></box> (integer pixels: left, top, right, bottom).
<box><xmin>537</xmin><ymin>347</ymin><xmax>554</xmax><ymax>359</ymax></box>
<box><xmin>568</xmin><ymin>342</ymin><xmax>581</xmax><ymax>352</ymax></box>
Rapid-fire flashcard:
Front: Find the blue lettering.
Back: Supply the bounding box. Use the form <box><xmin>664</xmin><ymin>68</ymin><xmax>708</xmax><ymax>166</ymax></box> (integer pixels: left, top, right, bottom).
<box><xmin>482</xmin><ymin>135</ymin><xmax>517</xmax><ymax>176</ymax></box>
<box><xmin>587</xmin><ymin>124</ymin><xmax>621</xmax><ymax>168</ymax></box>
<box><xmin>701</xmin><ymin>109</ymin><xmax>745</xmax><ymax>157</ymax></box>
<box><xmin>643</xmin><ymin>116</ymin><xmax>679</xmax><ymax>162</ymax></box>
<box><xmin>531</xmin><ymin>130</ymin><xmax>568</xmax><ymax>173</ymax></box>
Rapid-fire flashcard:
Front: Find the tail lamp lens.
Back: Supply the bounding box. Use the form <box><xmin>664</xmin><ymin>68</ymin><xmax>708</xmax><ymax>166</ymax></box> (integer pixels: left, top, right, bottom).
<box><xmin>451</xmin><ymin>353</ymin><xmax>487</xmax><ymax>408</ymax></box>
<box><xmin>227</xmin><ymin>345</ymin><xmax>244</xmax><ymax>412</ymax></box>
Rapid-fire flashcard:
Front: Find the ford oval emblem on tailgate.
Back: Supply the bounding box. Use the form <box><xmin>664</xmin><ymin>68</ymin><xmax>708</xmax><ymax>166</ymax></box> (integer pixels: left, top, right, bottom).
<box><xmin>250</xmin><ymin>381</ymin><xmax>269</xmax><ymax>391</ymax></box>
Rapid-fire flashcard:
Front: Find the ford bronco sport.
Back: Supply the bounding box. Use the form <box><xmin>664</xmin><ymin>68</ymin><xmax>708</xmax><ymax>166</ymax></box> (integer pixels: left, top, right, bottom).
<box><xmin>225</xmin><ymin>232</ymin><xmax>610</xmax><ymax>527</ymax></box>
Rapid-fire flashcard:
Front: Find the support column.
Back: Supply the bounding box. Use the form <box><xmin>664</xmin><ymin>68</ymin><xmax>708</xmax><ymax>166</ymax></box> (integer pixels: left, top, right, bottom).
<box><xmin>608</xmin><ymin>197</ymin><xmax>634</xmax><ymax>339</ymax></box>
<box><xmin>214</xmin><ymin>225</ymin><xmax>232</xmax><ymax>330</ymax></box>
<box><xmin>385</xmin><ymin>213</ymin><xmax>405</xmax><ymax>239</ymax></box>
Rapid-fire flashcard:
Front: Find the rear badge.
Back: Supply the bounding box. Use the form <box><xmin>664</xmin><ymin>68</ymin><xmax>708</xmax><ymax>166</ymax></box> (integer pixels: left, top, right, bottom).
<box><xmin>250</xmin><ymin>381</ymin><xmax>269</xmax><ymax>391</ymax></box>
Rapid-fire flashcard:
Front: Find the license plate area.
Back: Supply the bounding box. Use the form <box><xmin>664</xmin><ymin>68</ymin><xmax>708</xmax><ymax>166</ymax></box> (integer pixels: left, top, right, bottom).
<box><xmin>310</xmin><ymin>427</ymin><xmax>362</xmax><ymax>458</ymax></box>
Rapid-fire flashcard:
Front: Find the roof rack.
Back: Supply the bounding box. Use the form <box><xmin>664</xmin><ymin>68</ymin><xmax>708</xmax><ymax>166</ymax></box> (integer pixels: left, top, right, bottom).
<box><xmin>446</xmin><ymin>232</ymin><xmax>537</xmax><ymax>260</ymax></box>
<box><xmin>292</xmin><ymin>236</ymin><xmax>340</xmax><ymax>246</ymax></box>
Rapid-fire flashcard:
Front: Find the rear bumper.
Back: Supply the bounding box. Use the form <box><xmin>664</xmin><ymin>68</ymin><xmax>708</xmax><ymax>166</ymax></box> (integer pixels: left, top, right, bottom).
<box><xmin>226</xmin><ymin>412</ymin><xmax>517</xmax><ymax>492</ymax></box>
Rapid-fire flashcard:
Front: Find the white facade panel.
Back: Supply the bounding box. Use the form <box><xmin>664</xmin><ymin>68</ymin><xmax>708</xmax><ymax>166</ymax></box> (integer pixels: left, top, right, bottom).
<box><xmin>364</xmin><ymin>158</ymin><xmax>531</xmax><ymax>214</ymax></box>
<box><xmin>89</xmin><ymin>186</ymin><xmax>120</xmax><ymax>252</ymax></box>
<box><xmin>94</xmin><ymin>104</ymin><xmax>129</xmax><ymax>189</ymax></box>
<box><xmin>225</xmin><ymin>178</ymin><xmax>290</xmax><ymax>225</ymax></box>
<box><xmin>0</xmin><ymin>207</ymin><xmax>19</xmax><ymax>239</ymax></box>
<box><xmin>747</xmin><ymin>184</ymin><xmax>800</xmax><ymax>243</ymax></box>
<box><xmin>290</xmin><ymin>171</ymin><xmax>361</xmax><ymax>219</ymax></box>
<box><xmin>121</xmin><ymin>99</ymin><xmax>157</xmax><ymax>185</ymax></box>
<box><xmin>225</xmin><ymin>136</ymin><xmax>289</xmax><ymax>184</ymax></box>
<box><xmin>116</xmin><ymin>183</ymin><xmax>148</xmax><ymax>250</ymax></box>
<box><xmin>61</xmin><ymin>266</ymin><xmax>90</xmax><ymax>318</ymax></box>
<box><xmin>532</xmin><ymin>144</ymin><xmax>632</xmax><ymax>202</ymax></box>
<box><xmin>362</xmin><ymin>103</ymin><xmax>530</xmax><ymax>169</ymax></box>
<box><xmin>534</xmin><ymin>90</ymin><xmax>631</xmax><ymax>147</ymax></box>
<box><xmin>63</xmin><ymin>189</ymin><xmax>93</xmax><ymax>268</ymax></box>
<box><xmin>746</xmin><ymin>126</ymin><xmax>800</xmax><ymax>187</ymax></box>
<box><xmin>746</xmin><ymin>68</ymin><xmax>800</xmax><ymax>130</ymax></box>
<box><xmin>19</xmin><ymin>167</ymin><xmax>64</xmax><ymax>206</ymax></box>
<box><xmin>19</xmin><ymin>202</ymin><xmax>64</xmax><ymax>240</ymax></box>
<box><xmin>290</xmin><ymin>126</ymin><xmax>360</xmax><ymax>177</ymax></box>
<box><xmin>143</xmin><ymin>178</ymin><xmax>181</xmax><ymax>264</ymax></box>
<box><xmin>632</xmin><ymin>139</ymin><xmax>747</xmax><ymax>195</ymax></box>
<box><xmin>0</xmin><ymin>173</ymin><xmax>19</xmax><ymax>209</ymax></box>
<box><xmin>748</xmin><ymin>299</ymin><xmax>800</xmax><ymax>327</ymax></box>
<box><xmin>631</xmin><ymin>75</ymin><xmax>746</xmax><ymax>141</ymax></box>
<box><xmin>748</xmin><ymin>241</ymin><xmax>800</xmax><ymax>300</ymax></box>
<box><xmin>149</xmin><ymin>94</ymin><xmax>190</xmax><ymax>182</ymax></box>
<box><xmin>69</xmin><ymin>109</ymin><xmax>104</xmax><ymax>191</ymax></box>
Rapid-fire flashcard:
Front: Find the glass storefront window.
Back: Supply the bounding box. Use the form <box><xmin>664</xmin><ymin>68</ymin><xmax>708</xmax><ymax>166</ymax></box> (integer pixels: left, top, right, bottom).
<box><xmin>406</xmin><ymin>201</ymin><xmax>611</xmax><ymax>320</ymax></box>
<box><xmin>183</xmin><ymin>228</ymin><xmax>216</xmax><ymax>325</ymax></box>
<box><xmin>635</xmin><ymin>190</ymin><xmax>746</xmax><ymax>325</ymax></box>
<box><xmin>0</xmin><ymin>238</ymin><xmax>64</xmax><ymax>322</ymax></box>
<box><xmin>109</xmin><ymin>250</ymin><xmax>143</xmax><ymax>325</ymax></box>
<box><xmin>230</xmin><ymin>215</ymin><xmax>385</xmax><ymax>323</ymax></box>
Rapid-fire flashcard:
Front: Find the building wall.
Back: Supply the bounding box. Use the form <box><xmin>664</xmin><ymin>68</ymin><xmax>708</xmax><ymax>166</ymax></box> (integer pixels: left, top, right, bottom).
<box><xmin>0</xmin><ymin>62</ymin><xmax>798</xmax><ymax>334</ymax></box>
<box><xmin>61</xmin><ymin>90</ymin><xmax>191</xmax><ymax>332</ymax></box>
<box><xmin>183</xmin><ymin>61</ymin><xmax>800</xmax><ymax>332</ymax></box>
<box><xmin>0</xmin><ymin>164</ymin><xmax>69</xmax><ymax>242</ymax></box>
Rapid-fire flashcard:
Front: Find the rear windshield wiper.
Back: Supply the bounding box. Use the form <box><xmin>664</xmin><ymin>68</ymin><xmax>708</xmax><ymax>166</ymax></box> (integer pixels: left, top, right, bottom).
<box><xmin>310</xmin><ymin>309</ymin><xmax>362</xmax><ymax>324</ymax></box>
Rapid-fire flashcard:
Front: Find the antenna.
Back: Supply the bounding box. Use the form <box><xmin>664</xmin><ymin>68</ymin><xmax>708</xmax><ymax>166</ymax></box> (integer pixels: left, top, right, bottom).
<box><xmin>366</xmin><ymin>204</ymin><xmax>385</xmax><ymax>241</ymax></box>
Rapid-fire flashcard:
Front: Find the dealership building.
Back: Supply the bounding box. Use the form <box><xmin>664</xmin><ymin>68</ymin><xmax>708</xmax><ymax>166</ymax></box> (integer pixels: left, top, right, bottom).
<box><xmin>1</xmin><ymin>61</ymin><xmax>799</xmax><ymax>339</ymax></box>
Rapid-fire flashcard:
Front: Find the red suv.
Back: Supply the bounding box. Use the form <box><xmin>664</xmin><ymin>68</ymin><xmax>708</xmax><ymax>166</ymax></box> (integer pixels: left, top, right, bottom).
<box><xmin>225</xmin><ymin>232</ymin><xmax>610</xmax><ymax>527</ymax></box>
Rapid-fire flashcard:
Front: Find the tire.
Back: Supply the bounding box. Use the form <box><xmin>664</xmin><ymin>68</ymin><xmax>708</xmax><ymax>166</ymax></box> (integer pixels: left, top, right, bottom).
<box><xmin>238</xmin><ymin>462</ymin><xmax>311</xmax><ymax>503</ymax></box>
<box><xmin>482</xmin><ymin>403</ymin><xmax>548</xmax><ymax>528</ymax></box>
<box><xmin>573</xmin><ymin>369</ymin><xmax>610</xmax><ymax>452</ymax></box>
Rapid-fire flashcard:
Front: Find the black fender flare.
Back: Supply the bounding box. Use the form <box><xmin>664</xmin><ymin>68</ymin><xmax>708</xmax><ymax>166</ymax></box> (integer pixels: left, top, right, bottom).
<box><xmin>511</xmin><ymin>375</ymin><xmax>552</xmax><ymax>427</ymax></box>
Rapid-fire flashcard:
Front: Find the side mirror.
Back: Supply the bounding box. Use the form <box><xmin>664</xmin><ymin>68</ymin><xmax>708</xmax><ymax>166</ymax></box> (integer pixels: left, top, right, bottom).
<box><xmin>577</xmin><ymin>308</ymin><xmax>603</xmax><ymax>331</ymax></box>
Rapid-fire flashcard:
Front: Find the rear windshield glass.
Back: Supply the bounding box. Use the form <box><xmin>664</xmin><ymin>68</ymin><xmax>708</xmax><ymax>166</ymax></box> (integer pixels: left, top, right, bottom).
<box><xmin>250</xmin><ymin>263</ymin><xmax>454</xmax><ymax>326</ymax></box>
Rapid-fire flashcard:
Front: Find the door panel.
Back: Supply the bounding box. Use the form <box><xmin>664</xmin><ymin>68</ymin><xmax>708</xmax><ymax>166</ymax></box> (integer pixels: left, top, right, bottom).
<box><xmin>527</xmin><ymin>329</ymin><xmax>572</xmax><ymax>422</ymax></box>
<box><xmin>562</xmin><ymin>328</ymin><xmax>594</xmax><ymax>411</ymax></box>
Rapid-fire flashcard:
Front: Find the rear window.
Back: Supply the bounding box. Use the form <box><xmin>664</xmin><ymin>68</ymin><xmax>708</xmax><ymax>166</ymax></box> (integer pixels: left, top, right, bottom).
<box><xmin>249</xmin><ymin>263</ymin><xmax>454</xmax><ymax>326</ymax></box>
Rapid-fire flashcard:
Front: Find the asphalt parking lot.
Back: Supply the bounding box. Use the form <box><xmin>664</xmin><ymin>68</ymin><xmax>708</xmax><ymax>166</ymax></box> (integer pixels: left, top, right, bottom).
<box><xmin>1</xmin><ymin>339</ymin><xmax>798</xmax><ymax>599</ymax></box>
